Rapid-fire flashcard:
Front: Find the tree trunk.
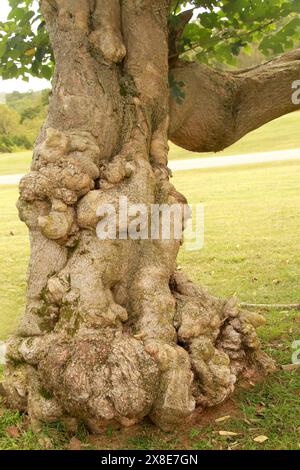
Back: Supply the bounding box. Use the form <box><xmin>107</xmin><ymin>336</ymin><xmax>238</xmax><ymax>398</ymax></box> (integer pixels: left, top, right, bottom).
<box><xmin>2</xmin><ymin>0</ymin><xmax>275</xmax><ymax>432</ymax></box>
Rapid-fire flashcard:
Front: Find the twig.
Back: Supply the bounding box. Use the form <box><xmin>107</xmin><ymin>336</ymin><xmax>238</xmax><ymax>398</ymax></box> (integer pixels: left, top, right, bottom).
<box><xmin>240</xmin><ymin>303</ymin><xmax>300</xmax><ymax>311</ymax></box>
<box><xmin>173</xmin><ymin>1</ymin><xmax>181</xmax><ymax>13</ymax></box>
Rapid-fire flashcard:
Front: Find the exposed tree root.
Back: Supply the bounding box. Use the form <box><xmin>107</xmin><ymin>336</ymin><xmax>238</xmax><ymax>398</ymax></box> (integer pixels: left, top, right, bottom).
<box><xmin>1</xmin><ymin>270</ymin><xmax>276</xmax><ymax>432</ymax></box>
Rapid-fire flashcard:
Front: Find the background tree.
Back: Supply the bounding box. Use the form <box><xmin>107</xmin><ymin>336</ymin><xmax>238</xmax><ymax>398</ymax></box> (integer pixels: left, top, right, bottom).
<box><xmin>0</xmin><ymin>104</ymin><xmax>20</xmax><ymax>135</ymax></box>
<box><xmin>0</xmin><ymin>103</ymin><xmax>32</xmax><ymax>152</ymax></box>
<box><xmin>6</xmin><ymin>89</ymin><xmax>49</xmax><ymax>145</ymax></box>
<box><xmin>0</xmin><ymin>0</ymin><xmax>299</xmax><ymax>432</ymax></box>
<box><xmin>0</xmin><ymin>90</ymin><xmax>49</xmax><ymax>152</ymax></box>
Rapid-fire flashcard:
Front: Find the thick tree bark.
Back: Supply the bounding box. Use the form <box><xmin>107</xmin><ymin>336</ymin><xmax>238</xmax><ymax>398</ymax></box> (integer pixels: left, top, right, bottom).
<box><xmin>2</xmin><ymin>0</ymin><xmax>275</xmax><ymax>432</ymax></box>
<box><xmin>170</xmin><ymin>49</ymin><xmax>300</xmax><ymax>152</ymax></box>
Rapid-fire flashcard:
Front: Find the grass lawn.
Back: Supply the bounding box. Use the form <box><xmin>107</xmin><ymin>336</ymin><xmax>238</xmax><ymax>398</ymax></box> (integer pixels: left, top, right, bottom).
<box><xmin>0</xmin><ymin>158</ymin><xmax>300</xmax><ymax>449</ymax></box>
<box><xmin>0</xmin><ymin>186</ymin><xmax>29</xmax><ymax>340</ymax></box>
<box><xmin>0</xmin><ymin>151</ymin><xmax>32</xmax><ymax>175</ymax></box>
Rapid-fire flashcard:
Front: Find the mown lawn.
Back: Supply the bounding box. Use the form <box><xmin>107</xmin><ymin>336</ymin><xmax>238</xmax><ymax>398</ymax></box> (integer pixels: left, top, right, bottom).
<box><xmin>0</xmin><ymin>151</ymin><xmax>32</xmax><ymax>175</ymax></box>
<box><xmin>0</xmin><ymin>185</ymin><xmax>29</xmax><ymax>339</ymax></box>
<box><xmin>0</xmin><ymin>157</ymin><xmax>300</xmax><ymax>450</ymax></box>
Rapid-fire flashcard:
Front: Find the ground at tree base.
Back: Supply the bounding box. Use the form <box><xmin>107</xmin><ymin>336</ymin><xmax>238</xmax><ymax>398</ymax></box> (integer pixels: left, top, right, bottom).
<box><xmin>1</xmin><ymin>344</ymin><xmax>299</xmax><ymax>450</ymax></box>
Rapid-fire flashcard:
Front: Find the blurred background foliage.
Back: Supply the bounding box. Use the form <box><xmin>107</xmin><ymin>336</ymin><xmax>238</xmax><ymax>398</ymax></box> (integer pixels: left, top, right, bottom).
<box><xmin>0</xmin><ymin>89</ymin><xmax>48</xmax><ymax>152</ymax></box>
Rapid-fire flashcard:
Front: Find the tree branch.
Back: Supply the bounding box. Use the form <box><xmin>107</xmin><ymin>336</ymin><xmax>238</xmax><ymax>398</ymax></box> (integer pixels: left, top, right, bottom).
<box><xmin>168</xmin><ymin>9</ymin><xmax>194</xmax><ymax>65</ymax></box>
<box><xmin>169</xmin><ymin>49</ymin><xmax>300</xmax><ymax>153</ymax></box>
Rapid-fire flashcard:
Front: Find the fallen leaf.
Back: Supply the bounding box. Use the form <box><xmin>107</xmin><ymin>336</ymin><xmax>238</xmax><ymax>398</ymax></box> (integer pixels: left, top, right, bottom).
<box><xmin>282</xmin><ymin>364</ymin><xmax>300</xmax><ymax>371</ymax></box>
<box><xmin>219</xmin><ymin>431</ymin><xmax>238</xmax><ymax>437</ymax></box>
<box><xmin>255</xmin><ymin>403</ymin><xmax>266</xmax><ymax>416</ymax></box>
<box><xmin>6</xmin><ymin>426</ymin><xmax>20</xmax><ymax>438</ymax></box>
<box><xmin>249</xmin><ymin>418</ymin><xmax>261</xmax><ymax>424</ymax></box>
<box><xmin>68</xmin><ymin>437</ymin><xmax>82</xmax><ymax>450</ymax></box>
<box><xmin>215</xmin><ymin>415</ymin><xmax>231</xmax><ymax>423</ymax></box>
<box><xmin>253</xmin><ymin>435</ymin><xmax>268</xmax><ymax>443</ymax></box>
<box><xmin>228</xmin><ymin>441</ymin><xmax>239</xmax><ymax>450</ymax></box>
<box><xmin>38</xmin><ymin>437</ymin><xmax>53</xmax><ymax>449</ymax></box>
<box><xmin>295</xmin><ymin>316</ymin><xmax>300</xmax><ymax>323</ymax></box>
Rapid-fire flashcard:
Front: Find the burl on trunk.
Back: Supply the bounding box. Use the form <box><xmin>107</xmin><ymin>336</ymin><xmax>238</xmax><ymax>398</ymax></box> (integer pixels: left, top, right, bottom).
<box><xmin>1</xmin><ymin>0</ymin><xmax>275</xmax><ymax>432</ymax></box>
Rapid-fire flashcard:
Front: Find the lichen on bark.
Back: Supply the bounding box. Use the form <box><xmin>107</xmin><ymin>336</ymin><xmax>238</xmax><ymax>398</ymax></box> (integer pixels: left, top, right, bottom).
<box><xmin>1</xmin><ymin>0</ymin><xmax>275</xmax><ymax>433</ymax></box>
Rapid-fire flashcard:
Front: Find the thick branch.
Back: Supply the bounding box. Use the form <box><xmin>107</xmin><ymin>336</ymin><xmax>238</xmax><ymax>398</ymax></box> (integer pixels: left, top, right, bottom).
<box><xmin>169</xmin><ymin>49</ymin><xmax>300</xmax><ymax>153</ymax></box>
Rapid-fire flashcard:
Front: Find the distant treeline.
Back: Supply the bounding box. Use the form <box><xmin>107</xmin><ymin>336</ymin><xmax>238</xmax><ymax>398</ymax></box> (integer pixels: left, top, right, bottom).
<box><xmin>0</xmin><ymin>89</ymin><xmax>49</xmax><ymax>153</ymax></box>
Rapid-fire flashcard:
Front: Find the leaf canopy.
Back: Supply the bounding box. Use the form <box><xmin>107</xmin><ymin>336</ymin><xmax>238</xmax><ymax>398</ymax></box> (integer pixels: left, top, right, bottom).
<box><xmin>1</xmin><ymin>0</ymin><xmax>300</xmax><ymax>81</ymax></box>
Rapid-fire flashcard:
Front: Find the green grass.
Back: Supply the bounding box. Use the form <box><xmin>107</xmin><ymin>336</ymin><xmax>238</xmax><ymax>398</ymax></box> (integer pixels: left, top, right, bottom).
<box><xmin>176</xmin><ymin>160</ymin><xmax>300</xmax><ymax>303</ymax></box>
<box><xmin>169</xmin><ymin>111</ymin><xmax>300</xmax><ymax>160</ymax></box>
<box><xmin>0</xmin><ymin>151</ymin><xmax>31</xmax><ymax>175</ymax></box>
<box><xmin>0</xmin><ymin>160</ymin><xmax>300</xmax><ymax>449</ymax></box>
<box><xmin>0</xmin><ymin>186</ymin><xmax>29</xmax><ymax>340</ymax></box>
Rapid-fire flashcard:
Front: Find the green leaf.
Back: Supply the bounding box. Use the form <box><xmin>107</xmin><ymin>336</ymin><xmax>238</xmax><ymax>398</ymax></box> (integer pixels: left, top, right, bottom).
<box><xmin>0</xmin><ymin>42</ymin><xmax>6</xmax><ymax>58</ymax></box>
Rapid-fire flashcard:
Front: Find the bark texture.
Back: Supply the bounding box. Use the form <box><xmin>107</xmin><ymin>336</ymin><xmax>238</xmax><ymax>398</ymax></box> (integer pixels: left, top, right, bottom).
<box><xmin>170</xmin><ymin>49</ymin><xmax>300</xmax><ymax>152</ymax></box>
<box><xmin>2</xmin><ymin>0</ymin><xmax>275</xmax><ymax>432</ymax></box>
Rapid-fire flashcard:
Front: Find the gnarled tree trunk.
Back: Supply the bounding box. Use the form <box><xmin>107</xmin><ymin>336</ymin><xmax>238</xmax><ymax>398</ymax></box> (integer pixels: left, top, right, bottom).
<box><xmin>2</xmin><ymin>0</ymin><xmax>275</xmax><ymax>432</ymax></box>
